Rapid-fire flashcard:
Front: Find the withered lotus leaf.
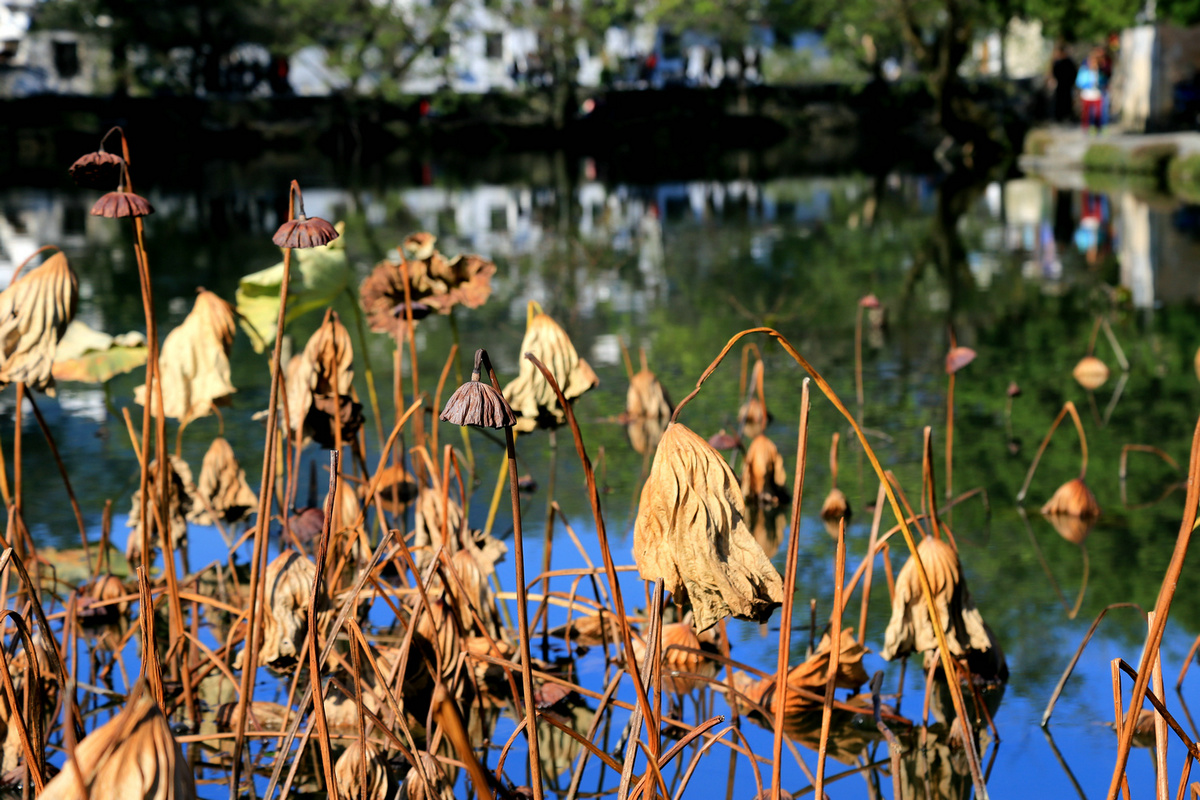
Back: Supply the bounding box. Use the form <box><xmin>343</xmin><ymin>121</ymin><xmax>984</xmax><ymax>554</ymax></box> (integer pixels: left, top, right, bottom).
<box><xmin>820</xmin><ymin>488</ymin><xmax>850</xmax><ymax>523</ymax></box>
<box><xmin>0</xmin><ymin>251</ymin><xmax>78</xmax><ymax>395</ymax></box>
<box><xmin>633</xmin><ymin>422</ymin><xmax>784</xmax><ymax>631</ymax></box>
<box><xmin>234</xmin><ymin>550</ymin><xmax>315</xmax><ymax>671</ymax></box>
<box><xmin>334</xmin><ymin>741</ymin><xmax>392</xmax><ymax>800</ymax></box>
<box><xmin>362</xmin><ymin>463</ymin><xmax>418</xmax><ymax>514</ymax></box>
<box><xmin>78</xmin><ymin>574</ymin><xmax>129</xmax><ymax>622</ymax></box>
<box><xmin>188</xmin><ymin>437</ymin><xmax>257</xmax><ymax>525</ymax></box>
<box><xmin>1041</xmin><ymin>477</ymin><xmax>1100</xmax><ymax>519</ymax></box>
<box><xmin>38</xmin><ymin>678</ymin><xmax>197</xmax><ymax>800</ymax></box>
<box><xmin>215</xmin><ymin>701</ymin><xmax>292</xmax><ymax>732</ymax></box>
<box><xmin>626</xmin><ymin>369</ymin><xmax>672</xmax><ymax>422</ymax></box>
<box><xmin>632</xmin><ymin>620</ymin><xmax>719</xmax><ymax>695</ymax></box>
<box><xmin>1073</xmin><ymin>355</ymin><xmax>1109</xmax><ymax>390</ymax></box>
<box><xmin>880</xmin><ymin>536</ymin><xmax>992</xmax><ymax>661</ymax></box>
<box><xmin>738</xmin><ymin>360</ymin><xmax>770</xmax><ymax>439</ymax></box>
<box><xmin>90</xmin><ymin>191</ymin><xmax>154</xmax><ymax>219</ymax></box>
<box><xmin>127</xmin><ymin>455</ymin><xmax>197</xmax><ymax>564</ymax></box>
<box><xmin>745</xmin><ymin>628</ymin><xmax>869</xmax><ymax>717</ymax></box>
<box><xmin>503</xmin><ymin>301</ymin><xmax>598</xmax><ymax>433</ymax></box>
<box><xmin>548</xmin><ymin>609</ymin><xmax>630</xmax><ymax>647</ymax></box>
<box><xmin>740</xmin><ymin>434</ymin><xmax>788</xmax><ymax>502</ymax></box>
<box><xmin>284</xmin><ymin>312</ymin><xmax>359</xmax><ymax>447</ymax></box>
<box><xmin>135</xmin><ymin>290</ymin><xmax>236</xmax><ymax>424</ymax></box>
<box><xmin>404</xmin><ymin>751</ymin><xmax>455</xmax><ymax>800</ymax></box>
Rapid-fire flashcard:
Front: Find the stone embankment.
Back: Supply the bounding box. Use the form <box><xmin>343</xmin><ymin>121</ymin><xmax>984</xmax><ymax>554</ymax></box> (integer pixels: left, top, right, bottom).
<box><xmin>1021</xmin><ymin>126</ymin><xmax>1200</xmax><ymax>199</ymax></box>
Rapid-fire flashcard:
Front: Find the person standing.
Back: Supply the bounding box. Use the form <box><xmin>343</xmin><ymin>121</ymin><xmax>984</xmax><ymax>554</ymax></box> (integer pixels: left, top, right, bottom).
<box><xmin>1077</xmin><ymin>52</ymin><xmax>1104</xmax><ymax>132</ymax></box>
<box><xmin>1050</xmin><ymin>45</ymin><xmax>1077</xmax><ymax>123</ymax></box>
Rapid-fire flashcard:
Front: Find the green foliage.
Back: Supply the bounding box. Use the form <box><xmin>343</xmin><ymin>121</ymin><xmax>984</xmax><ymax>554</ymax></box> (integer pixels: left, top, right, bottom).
<box><xmin>1082</xmin><ymin>142</ymin><xmax>1177</xmax><ymax>174</ymax></box>
<box><xmin>1168</xmin><ymin>153</ymin><xmax>1200</xmax><ymax>202</ymax></box>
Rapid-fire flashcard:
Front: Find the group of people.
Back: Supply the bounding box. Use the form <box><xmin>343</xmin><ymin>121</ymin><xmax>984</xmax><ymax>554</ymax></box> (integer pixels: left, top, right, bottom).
<box><xmin>1049</xmin><ymin>40</ymin><xmax>1116</xmax><ymax>132</ymax></box>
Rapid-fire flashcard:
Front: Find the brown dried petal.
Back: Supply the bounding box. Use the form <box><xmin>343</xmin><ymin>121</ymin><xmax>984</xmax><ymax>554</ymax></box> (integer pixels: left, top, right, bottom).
<box><xmin>38</xmin><ymin>679</ymin><xmax>197</xmax><ymax>800</ymax></box>
<box><xmin>0</xmin><ymin>251</ymin><xmax>77</xmax><ymax>394</ymax></box>
<box><xmin>188</xmin><ymin>437</ymin><xmax>257</xmax><ymax>525</ymax></box>
<box><xmin>441</xmin><ymin>379</ymin><xmax>516</xmax><ymax>428</ymax></box>
<box><xmin>272</xmin><ymin>216</ymin><xmax>339</xmax><ymax>249</ymax></box>
<box><xmin>135</xmin><ymin>289</ymin><xmax>236</xmax><ymax>424</ymax></box>
<box><xmin>90</xmin><ymin>191</ymin><xmax>154</xmax><ymax>218</ymax></box>
<box><xmin>68</xmin><ymin>151</ymin><xmax>124</xmax><ymax>188</ymax></box>
<box><xmin>503</xmin><ymin>303</ymin><xmax>598</xmax><ymax>433</ymax></box>
<box><xmin>880</xmin><ymin>536</ymin><xmax>992</xmax><ymax>661</ymax></box>
<box><xmin>633</xmin><ymin>422</ymin><xmax>784</xmax><ymax>631</ymax></box>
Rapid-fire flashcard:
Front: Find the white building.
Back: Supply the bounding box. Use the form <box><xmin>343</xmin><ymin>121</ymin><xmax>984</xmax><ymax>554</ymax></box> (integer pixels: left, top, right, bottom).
<box><xmin>0</xmin><ymin>0</ymin><xmax>111</xmax><ymax>97</ymax></box>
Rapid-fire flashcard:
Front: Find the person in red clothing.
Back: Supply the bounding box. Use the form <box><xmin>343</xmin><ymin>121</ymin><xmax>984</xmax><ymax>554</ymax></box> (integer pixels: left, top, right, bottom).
<box><xmin>1076</xmin><ymin>52</ymin><xmax>1104</xmax><ymax>132</ymax></box>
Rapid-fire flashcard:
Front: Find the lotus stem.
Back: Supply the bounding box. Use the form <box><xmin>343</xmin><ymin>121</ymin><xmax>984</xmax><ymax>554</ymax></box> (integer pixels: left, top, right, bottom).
<box><xmin>475</xmin><ymin>349</ymin><xmax>543</xmax><ymax>800</ymax></box>
<box><xmin>1017</xmin><ymin>401</ymin><xmax>1089</xmax><ymax>503</ymax></box>
<box><xmin>814</xmin><ymin>516</ymin><xmax>847</xmax><ymax>799</ymax></box>
<box><xmin>229</xmin><ymin>189</ymin><xmax>296</xmax><ymax>798</ymax></box>
<box><xmin>922</xmin><ymin>427</ymin><xmax>942</xmax><ymax>541</ymax></box>
<box><xmin>668</xmin><ymin>326</ymin><xmax>989</xmax><ymax>800</ymax></box>
<box><xmin>429</xmin><ymin>343</ymin><xmax>458</xmax><ymax>476</ymax></box>
<box><xmin>522</xmin><ymin>353</ymin><xmax>659</xmax><ymax>763</ymax></box>
<box><xmin>855</xmin><ymin>304</ymin><xmax>865</xmax><ymax>419</ymax></box>
<box><xmin>946</xmin><ymin>369</ymin><xmax>955</xmax><ymax>502</ymax></box>
<box><xmin>858</xmin><ymin>480</ymin><xmax>888</xmax><ymax>645</ymax></box>
<box><xmin>307</xmin><ymin>450</ymin><xmax>340</xmax><ymax>800</ymax></box>
<box><xmin>1107</xmin><ymin>416</ymin><xmax>1200</xmax><ymax>800</ymax></box>
<box><xmin>770</xmin><ymin>378</ymin><xmax>810</xmax><ymax>800</ymax></box>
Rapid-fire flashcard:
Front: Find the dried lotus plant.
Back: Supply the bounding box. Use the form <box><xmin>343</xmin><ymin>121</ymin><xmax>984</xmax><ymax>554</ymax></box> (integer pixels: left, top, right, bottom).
<box><xmin>360</xmin><ymin>233</ymin><xmax>496</xmax><ymax>338</ymax></box>
<box><xmin>740</xmin><ymin>434</ymin><xmax>788</xmax><ymax>504</ymax></box>
<box><xmin>284</xmin><ymin>309</ymin><xmax>362</xmax><ymax>448</ymax></box>
<box><xmin>78</xmin><ymin>574</ymin><xmax>130</xmax><ymax>623</ymax></box>
<box><xmin>632</xmin><ymin>617</ymin><xmax>719</xmax><ymax>694</ymax></box>
<box><xmin>503</xmin><ymin>301</ymin><xmax>598</xmax><ymax>433</ymax></box>
<box><xmin>744</xmin><ymin>628</ymin><xmax>869</xmax><ymax>717</ymax></box>
<box><xmin>38</xmin><ymin>678</ymin><xmax>197</xmax><ymax>800</ymax></box>
<box><xmin>215</xmin><ymin>701</ymin><xmax>292</xmax><ymax>732</ymax></box>
<box><xmin>880</xmin><ymin>536</ymin><xmax>991</xmax><ymax>661</ymax></box>
<box><xmin>234</xmin><ymin>549</ymin><xmax>316</xmax><ymax>670</ymax></box>
<box><xmin>625</xmin><ymin>349</ymin><xmax>672</xmax><ymax>422</ymax></box>
<box><xmin>444</xmin><ymin>548</ymin><xmax>502</xmax><ymax>639</ymax></box>
<box><xmin>334</xmin><ymin>741</ymin><xmax>392</xmax><ymax>800</ymax></box>
<box><xmin>127</xmin><ymin>455</ymin><xmax>196</xmax><ymax>564</ymax></box>
<box><xmin>134</xmin><ymin>289</ymin><xmax>236</xmax><ymax>424</ymax></box>
<box><xmin>0</xmin><ymin>249</ymin><xmax>78</xmax><ymax>395</ymax></box>
<box><xmin>633</xmin><ymin>422</ymin><xmax>784</xmax><ymax>631</ymax></box>
<box><xmin>188</xmin><ymin>437</ymin><xmax>257</xmax><ymax>525</ymax></box>
<box><xmin>737</xmin><ymin>359</ymin><xmax>771</xmax><ymax>439</ymax></box>
<box><xmin>821</xmin><ymin>432</ymin><xmax>851</xmax><ymax>531</ymax></box>
<box><xmin>1017</xmin><ymin>400</ymin><xmax>1100</xmax><ymax>520</ymax></box>
<box><xmin>548</xmin><ymin>609</ymin><xmax>630</xmax><ymax>647</ymax></box>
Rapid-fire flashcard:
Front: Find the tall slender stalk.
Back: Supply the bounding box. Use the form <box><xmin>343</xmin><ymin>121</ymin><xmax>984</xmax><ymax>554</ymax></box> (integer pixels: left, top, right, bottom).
<box><xmin>770</xmin><ymin>378</ymin><xmax>810</xmax><ymax>800</ymax></box>
<box><xmin>814</xmin><ymin>517</ymin><xmax>847</xmax><ymax>798</ymax></box>
<box><xmin>1016</xmin><ymin>401</ymin><xmax>1090</xmax><ymax>502</ymax></box>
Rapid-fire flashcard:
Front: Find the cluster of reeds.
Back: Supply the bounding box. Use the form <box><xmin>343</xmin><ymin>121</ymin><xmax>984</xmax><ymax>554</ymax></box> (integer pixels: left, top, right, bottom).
<box><xmin>5</xmin><ymin>133</ymin><xmax>1193</xmax><ymax>800</ymax></box>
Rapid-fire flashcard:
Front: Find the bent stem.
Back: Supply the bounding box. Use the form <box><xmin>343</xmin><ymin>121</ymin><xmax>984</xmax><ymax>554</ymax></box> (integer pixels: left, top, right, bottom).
<box><xmin>771</xmin><ymin>379</ymin><xmax>810</xmax><ymax>800</ymax></box>
<box><xmin>669</xmin><ymin>326</ymin><xmax>990</xmax><ymax>800</ymax></box>
<box><xmin>1016</xmin><ymin>401</ymin><xmax>1089</xmax><ymax>503</ymax></box>
<box><xmin>476</xmin><ymin>350</ymin><xmax>543</xmax><ymax>800</ymax></box>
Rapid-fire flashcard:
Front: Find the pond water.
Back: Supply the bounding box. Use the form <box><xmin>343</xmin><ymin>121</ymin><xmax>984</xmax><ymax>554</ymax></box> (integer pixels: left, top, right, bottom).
<box><xmin>3</xmin><ymin>152</ymin><xmax>1200</xmax><ymax>799</ymax></box>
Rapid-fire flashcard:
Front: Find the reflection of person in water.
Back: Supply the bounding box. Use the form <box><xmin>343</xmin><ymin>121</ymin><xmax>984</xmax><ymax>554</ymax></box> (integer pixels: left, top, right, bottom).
<box><xmin>1074</xmin><ymin>191</ymin><xmax>1110</xmax><ymax>265</ymax></box>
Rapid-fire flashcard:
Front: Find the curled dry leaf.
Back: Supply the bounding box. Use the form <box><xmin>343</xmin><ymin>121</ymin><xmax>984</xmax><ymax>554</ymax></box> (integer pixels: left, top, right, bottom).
<box><xmin>632</xmin><ymin>619</ymin><xmax>720</xmax><ymax>694</ymax></box>
<box><xmin>740</xmin><ymin>628</ymin><xmax>869</xmax><ymax>719</ymax></box>
<box><xmin>626</xmin><ymin>369</ymin><xmax>672</xmax><ymax>422</ymax></box>
<box><xmin>548</xmin><ymin>609</ymin><xmax>631</xmax><ymax>647</ymax></box>
<box><xmin>738</xmin><ymin>360</ymin><xmax>770</xmax><ymax>439</ymax></box>
<box><xmin>1073</xmin><ymin>355</ymin><xmax>1109</xmax><ymax>390</ymax></box>
<box><xmin>1041</xmin><ymin>477</ymin><xmax>1100</xmax><ymax>519</ymax></box>
<box><xmin>127</xmin><ymin>455</ymin><xmax>196</xmax><ymax>564</ymax></box>
<box><xmin>234</xmin><ymin>550</ymin><xmax>316</xmax><ymax>671</ymax></box>
<box><xmin>135</xmin><ymin>289</ymin><xmax>236</xmax><ymax>424</ymax></box>
<box><xmin>360</xmin><ymin>235</ymin><xmax>496</xmax><ymax>338</ymax></box>
<box><xmin>78</xmin><ymin>574</ymin><xmax>129</xmax><ymax>623</ymax></box>
<box><xmin>633</xmin><ymin>422</ymin><xmax>784</xmax><ymax>631</ymax></box>
<box><xmin>188</xmin><ymin>437</ymin><xmax>257</xmax><ymax>525</ymax></box>
<box><xmin>1044</xmin><ymin>512</ymin><xmax>1095</xmax><ymax>544</ymax></box>
<box><xmin>415</xmin><ymin>596</ymin><xmax>462</xmax><ymax>682</ymax></box>
<box><xmin>334</xmin><ymin>741</ymin><xmax>392</xmax><ymax>800</ymax></box>
<box><xmin>740</xmin><ymin>434</ymin><xmax>788</xmax><ymax>503</ymax></box>
<box><xmin>626</xmin><ymin>416</ymin><xmax>668</xmax><ymax>456</ymax></box>
<box><xmin>503</xmin><ymin>301</ymin><xmax>598</xmax><ymax>433</ymax></box>
<box><xmin>38</xmin><ymin>679</ymin><xmax>197</xmax><ymax>800</ymax></box>
<box><xmin>215</xmin><ymin>701</ymin><xmax>292</xmax><ymax>733</ymax></box>
<box><xmin>363</xmin><ymin>463</ymin><xmax>418</xmax><ymax>514</ymax></box>
<box><xmin>284</xmin><ymin>311</ymin><xmax>361</xmax><ymax>447</ymax></box>
<box><xmin>0</xmin><ymin>251</ymin><xmax>78</xmax><ymax>395</ymax></box>
<box><xmin>821</xmin><ymin>488</ymin><xmax>850</xmax><ymax>524</ymax></box>
<box><xmin>747</xmin><ymin>504</ymin><xmax>786</xmax><ymax>559</ymax></box>
<box><xmin>444</xmin><ymin>548</ymin><xmax>502</xmax><ymax>639</ymax></box>
<box><xmin>880</xmin><ymin>536</ymin><xmax>992</xmax><ymax>662</ymax></box>
<box><xmin>404</xmin><ymin>751</ymin><xmax>455</xmax><ymax>800</ymax></box>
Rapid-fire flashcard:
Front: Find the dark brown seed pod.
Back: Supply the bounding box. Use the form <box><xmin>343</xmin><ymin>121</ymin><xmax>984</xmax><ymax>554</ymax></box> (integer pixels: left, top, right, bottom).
<box><xmin>440</xmin><ymin>350</ymin><xmax>517</xmax><ymax>429</ymax></box>
<box><xmin>272</xmin><ymin>216</ymin><xmax>339</xmax><ymax>249</ymax></box>
<box><xmin>68</xmin><ymin>151</ymin><xmax>125</xmax><ymax>188</ymax></box>
<box><xmin>90</xmin><ymin>191</ymin><xmax>155</xmax><ymax>219</ymax></box>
